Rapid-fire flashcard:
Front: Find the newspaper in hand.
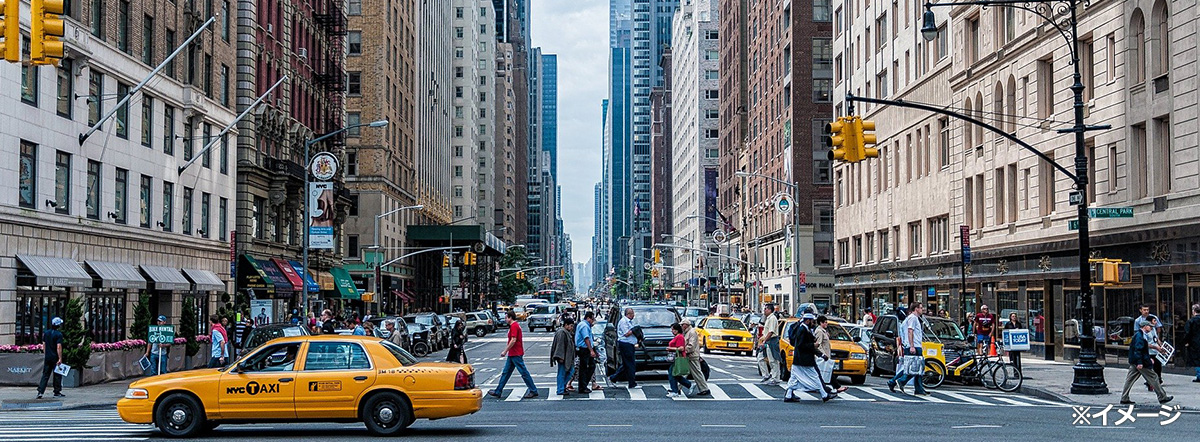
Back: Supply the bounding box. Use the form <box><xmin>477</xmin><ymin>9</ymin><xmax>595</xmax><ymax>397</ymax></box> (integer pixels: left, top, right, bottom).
<box><xmin>53</xmin><ymin>363</ymin><xmax>70</xmax><ymax>376</ymax></box>
<box><xmin>1157</xmin><ymin>341</ymin><xmax>1175</xmax><ymax>365</ymax></box>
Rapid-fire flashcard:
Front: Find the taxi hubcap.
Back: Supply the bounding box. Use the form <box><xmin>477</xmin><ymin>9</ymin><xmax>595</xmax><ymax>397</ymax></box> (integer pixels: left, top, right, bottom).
<box><xmin>171</xmin><ymin>408</ymin><xmax>188</xmax><ymax>424</ymax></box>
<box><xmin>378</xmin><ymin>406</ymin><xmax>395</xmax><ymax>423</ymax></box>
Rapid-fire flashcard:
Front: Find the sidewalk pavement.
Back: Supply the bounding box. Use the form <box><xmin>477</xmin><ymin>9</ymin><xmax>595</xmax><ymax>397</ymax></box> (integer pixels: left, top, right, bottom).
<box><xmin>0</xmin><ymin>379</ymin><xmax>131</xmax><ymax>411</ymax></box>
<box><xmin>1019</xmin><ymin>358</ymin><xmax>1200</xmax><ymax>410</ymax></box>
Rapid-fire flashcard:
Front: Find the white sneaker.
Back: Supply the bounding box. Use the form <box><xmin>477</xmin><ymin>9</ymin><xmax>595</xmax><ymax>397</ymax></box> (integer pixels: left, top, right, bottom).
<box><xmin>666</xmin><ymin>392</ymin><xmax>679</xmax><ymax>398</ymax></box>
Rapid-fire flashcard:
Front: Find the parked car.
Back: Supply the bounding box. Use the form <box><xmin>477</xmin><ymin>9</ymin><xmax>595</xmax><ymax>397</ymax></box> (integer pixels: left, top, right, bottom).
<box><xmin>527</xmin><ymin>303</ymin><xmax>569</xmax><ymax>332</ymax></box>
<box><xmin>240</xmin><ymin>323</ymin><xmax>311</xmax><ymax>353</ymax></box>
<box><xmin>465</xmin><ymin>311</ymin><xmax>496</xmax><ymax>337</ymax></box>
<box><xmin>868</xmin><ymin>314</ymin><xmax>969</xmax><ymax>376</ymax></box>
<box><xmin>603</xmin><ymin>303</ymin><xmax>685</xmax><ymax>375</ymax></box>
<box><xmin>405</xmin><ymin>313</ymin><xmax>449</xmax><ymax>351</ymax></box>
<box><xmin>680</xmin><ymin>306</ymin><xmax>708</xmax><ymax>325</ymax></box>
<box><xmin>367</xmin><ymin>316</ymin><xmax>411</xmax><ymax>352</ymax></box>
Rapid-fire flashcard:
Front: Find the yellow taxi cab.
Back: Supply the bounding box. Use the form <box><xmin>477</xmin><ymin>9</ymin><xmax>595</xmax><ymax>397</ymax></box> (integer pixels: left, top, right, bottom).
<box><xmin>696</xmin><ymin>315</ymin><xmax>755</xmax><ymax>356</ymax></box>
<box><xmin>118</xmin><ymin>335</ymin><xmax>482</xmax><ymax>437</ymax></box>
<box><xmin>778</xmin><ymin>318</ymin><xmax>868</xmax><ymax>384</ymax></box>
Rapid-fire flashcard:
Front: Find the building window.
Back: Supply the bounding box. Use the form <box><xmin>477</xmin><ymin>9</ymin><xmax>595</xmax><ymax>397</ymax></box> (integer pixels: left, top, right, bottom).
<box><xmin>142</xmin><ymin>15</ymin><xmax>154</xmax><ymax>65</ymax></box>
<box><xmin>203</xmin><ymin>54</ymin><xmax>213</xmax><ymax>95</ymax></box>
<box><xmin>704</xmin><ymin>50</ymin><xmax>718</xmax><ymax>61</ymax></box>
<box><xmin>347</xmin><ymin>112</ymin><xmax>361</xmax><ymax>136</ymax></box>
<box><xmin>19</xmin><ymin>141</ymin><xmax>37</xmax><ymax>209</ymax></box>
<box><xmin>141</xmin><ymin>96</ymin><xmax>153</xmax><ymax>147</ymax></box>
<box><xmin>21</xmin><ymin>38</ymin><xmax>37</xmax><ymax>105</ymax></box>
<box><xmin>347</xmin><ymin>72</ymin><xmax>361</xmax><ymax>95</ymax></box>
<box><xmin>813</xmin><ymin>79</ymin><xmax>832</xmax><ymax>102</ymax></box>
<box><xmin>182</xmin><ymin>187</ymin><xmax>193</xmax><ymax>234</ymax></box>
<box><xmin>161</xmin><ymin>182</ymin><xmax>173</xmax><ymax>231</ymax></box>
<box><xmin>252</xmin><ymin>197</ymin><xmax>265</xmax><ymax>239</ymax></box>
<box><xmin>908</xmin><ymin>221</ymin><xmax>922</xmax><ymax>258</ymax></box>
<box><xmin>56</xmin><ymin>59</ymin><xmax>73</xmax><ymax>118</ymax></box>
<box><xmin>200</xmin><ymin>192</ymin><xmax>210</xmax><ymax>237</ymax></box>
<box><xmin>347</xmin><ymin>195</ymin><xmax>359</xmax><ymax>216</ymax></box>
<box><xmin>928</xmin><ymin>216</ymin><xmax>949</xmax><ymax>254</ymax></box>
<box><xmin>86</xmin><ymin>160</ymin><xmax>101</xmax><ymax>219</ymax></box>
<box><xmin>139</xmin><ymin>175</ymin><xmax>152</xmax><ymax>228</ymax></box>
<box><xmin>1130</xmin><ymin>9</ymin><xmax>1146</xmax><ymax>83</ymax></box>
<box><xmin>183</xmin><ymin>116</ymin><xmax>194</xmax><ymax>160</ymax></box>
<box><xmin>163</xmin><ymin>106</ymin><xmax>175</xmax><ymax>155</ymax></box>
<box><xmin>703</xmin><ymin>90</ymin><xmax>719</xmax><ymax>100</ymax></box>
<box><xmin>202</xmin><ymin>124</ymin><xmax>212</xmax><ymax>168</ymax></box>
<box><xmin>54</xmin><ymin>151</ymin><xmax>71</xmax><ymax>214</ymax></box>
<box><xmin>347</xmin><ymin>235</ymin><xmax>360</xmax><ymax>258</ymax></box>
<box><xmin>110</xmin><ymin>167</ymin><xmax>128</xmax><ymax>224</ymax></box>
<box><xmin>348</xmin><ymin>32</ymin><xmax>362</xmax><ymax>55</ymax></box>
<box><xmin>164</xmin><ymin>29</ymin><xmax>176</xmax><ymax>78</ymax></box>
<box><xmin>220</xmin><ymin>64</ymin><xmax>230</xmax><ymax>106</ymax></box>
<box><xmin>853</xmin><ymin>236</ymin><xmax>863</xmax><ymax>264</ymax></box>
<box><xmin>117</xmin><ymin>0</ymin><xmax>130</xmax><ymax>53</ymax></box>
<box><xmin>91</xmin><ymin>0</ymin><xmax>105</xmax><ymax>38</ymax></box>
<box><xmin>880</xmin><ymin>229</ymin><xmax>890</xmax><ymax>260</ymax></box>
<box><xmin>349</xmin><ymin>0</ymin><xmax>361</xmax><ymax>15</ymax></box>
<box><xmin>966</xmin><ymin>15</ymin><xmax>979</xmax><ymax>64</ymax></box>
<box><xmin>704</xmin><ymin>128</ymin><xmax>719</xmax><ymax>139</ymax></box>
<box><xmin>219</xmin><ymin>197</ymin><xmax>228</xmax><ymax>240</ymax></box>
<box><xmin>115</xmin><ymin>82</ymin><xmax>130</xmax><ymax>138</ymax></box>
<box><xmin>1037</xmin><ymin>58</ymin><xmax>1054</xmax><ymax>118</ymax></box>
<box><xmin>938</xmin><ymin>117</ymin><xmax>950</xmax><ymax>168</ymax></box>
<box><xmin>221</xmin><ymin>1</ymin><xmax>231</xmax><ymax>41</ymax></box>
<box><xmin>346</xmin><ymin>152</ymin><xmax>357</xmax><ymax>175</ymax></box>
<box><xmin>936</xmin><ymin>26</ymin><xmax>948</xmax><ymax>60</ymax></box>
<box><xmin>220</xmin><ymin>136</ymin><xmax>228</xmax><ymax>174</ymax></box>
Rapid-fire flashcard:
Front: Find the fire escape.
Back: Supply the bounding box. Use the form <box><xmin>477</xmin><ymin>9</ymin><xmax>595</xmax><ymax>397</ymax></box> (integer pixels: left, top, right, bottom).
<box><xmin>313</xmin><ymin>0</ymin><xmax>347</xmax><ymax>149</ymax></box>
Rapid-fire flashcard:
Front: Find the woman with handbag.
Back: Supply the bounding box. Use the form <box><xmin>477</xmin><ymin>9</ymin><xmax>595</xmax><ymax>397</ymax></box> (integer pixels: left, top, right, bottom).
<box><xmin>665</xmin><ymin>323</ymin><xmax>693</xmax><ymax>398</ymax></box>
<box><xmin>446</xmin><ymin>320</ymin><xmax>468</xmax><ymax>364</ymax></box>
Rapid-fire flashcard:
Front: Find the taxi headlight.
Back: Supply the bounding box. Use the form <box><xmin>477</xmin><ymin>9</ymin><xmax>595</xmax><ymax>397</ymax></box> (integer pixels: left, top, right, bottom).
<box><xmin>850</xmin><ymin>353</ymin><xmax>868</xmax><ymax>360</ymax></box>
<box><xmin>124</xmin><ymin>388</ymin><xmax>149</xmax><ymax>399</ymax></box>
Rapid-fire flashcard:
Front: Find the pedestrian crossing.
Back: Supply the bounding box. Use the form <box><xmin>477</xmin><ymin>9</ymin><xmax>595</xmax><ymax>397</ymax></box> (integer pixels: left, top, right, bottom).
<box><xmin>480</xmin><ymin>383</ymin><xmax>1070</xmax><ymax>407</ymax></box>
<box><xmin>0</xmin><ymin>410</ymin><xmax>153</xmax><ymax>441</ymax></box>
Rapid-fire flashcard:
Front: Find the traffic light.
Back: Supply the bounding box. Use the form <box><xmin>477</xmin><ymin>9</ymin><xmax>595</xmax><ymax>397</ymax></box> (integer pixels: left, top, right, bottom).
<box><xmin>1</xmin><ymin>0</ymin><xmax>18</xmax><ymax>62</ymax></box>
<box><xmin>516</xmin><ymin>271</ymin><xmax>525</xmax><ymax>280</ymax></box>
<box><xmin>469</xmin><ymin>252</ymin><xmax>477</xmax><ymax>265</ymax></box>
<box><xmin>462</xmin><ymin>252</ymin><xmax>475</xmax><ymax>266</ymax></box>
<box><xmin>653</xmin><ymin>248</ymin><xmax>662</xmax><ymax>264</ymax></box>
<box><xmin>1090</xmin><ymin>259</ymin><xmax>1132</xmax><ymax>286</ymax></box>
<box><xmin>825</xmin><ymin>116</ymin><xmax>859</xmax><ymax>163</ymax></box>
<box><xmin>31</xmin><ymin>0</ymin><xmax>66</xmax><ymax>65</ymax></box>
<box><xmin>855</xmin><ymin>117</ymin><xmax>879</xmax><ymax>160</ymax></box>
<box><xmin>442</xmin><ymin>255</ymin><xmax>451</xmax><ymax>267</ymax></box>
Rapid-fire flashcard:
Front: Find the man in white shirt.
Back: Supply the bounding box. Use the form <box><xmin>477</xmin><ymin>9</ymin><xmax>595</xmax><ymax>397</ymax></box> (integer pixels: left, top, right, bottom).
<box><xmin>888</xmin><ymin>303</ymin><xmax>928</xmax><ymax>395</ymax></box>
<box><xmin>758</xmin><ymin>304</ymin><xmax>782</xmax><ymax>384</ymax></box>
<box><xmin>609</xmin><ymin>308</ymin><xmax>639</xmax><ymax>388</ymax></box>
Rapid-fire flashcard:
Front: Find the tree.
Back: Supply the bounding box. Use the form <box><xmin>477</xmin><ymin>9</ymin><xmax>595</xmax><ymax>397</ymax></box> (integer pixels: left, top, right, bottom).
<box><xmin>129</xmin><ymin>291</ymin><xmax>152</xmax><ymax>341</ymax></box>
<box><xmin>180</xmin><ymin>297</ymin><xmax>200</xmax><ymax>357</ymax></box>
<box><xmin>60</xmin><ymin>297</ymin><xmax>92</xmax><ymax>370</ymax></box>
<box><xmin>497</xmin><ymin>247</ymin><xmax>535</xmax><ymax>304</ymax></box>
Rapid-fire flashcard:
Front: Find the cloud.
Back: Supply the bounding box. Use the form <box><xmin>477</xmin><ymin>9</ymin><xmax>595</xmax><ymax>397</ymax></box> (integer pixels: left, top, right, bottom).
<box><xmin>531</xmin><ymin>0</ymin><xmax>608</xmax><ymax>266</ymax></box>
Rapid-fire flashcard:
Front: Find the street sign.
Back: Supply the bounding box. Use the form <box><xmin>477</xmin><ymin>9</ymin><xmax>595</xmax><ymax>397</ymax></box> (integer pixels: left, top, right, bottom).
<box><xmin>962</xmin><ymin>246</ymin><xmax>972</xmax><ymax>264</ymax></box>
<box><xmin>799</xmin><ymin>283</ymin><xmax>807</xmax><ymax>293</ymax></box>
<box><xmin>148</xmin><ymin>325</ymin><xmax>175</xmax><ymax>344</ymax></box>
<box><xmin>643</xmin><ymin>262</ymin><xmax>652</xmax><ymax>271</ymax></box>
<box><xmin>960</xmin><ymin>225</ymin><xmax>971</xmax><ymax>264</ymax></box>
<box><xmin>1068</xmin><ymin>220</ymin><xmax>1078</xmax><ymax>230</ymax></box>
<box><xmin>310</xmin><ymin>152</ymin><xmax>339</xmax><ymax>181</ymax></box>
<box><xmin>1069</xmin><ymin>191</ymin><xmax>1083</xmax><ymax>206</ymax></box>
<box><xmin>1090</xmin><ymin>207</ymin><xmax>1133</xmax><ymax>218</ymax></box>
<box><xmin>776</xmin><ymin>195</ymin><xmax>792</xmax><ymax>213</ymax></box>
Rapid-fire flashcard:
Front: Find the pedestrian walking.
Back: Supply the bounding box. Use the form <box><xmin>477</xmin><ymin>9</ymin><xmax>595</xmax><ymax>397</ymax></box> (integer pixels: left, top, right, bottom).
<box><xmin>320</xmin><ymin>309</ymin><xmax>336</xmax><ymax>334</ymax></box>
<box><xmin>815</xmin><ymin>315</ymin><xmax>848</xmax><ymax>393</ymax></box>
<box><xmin>888</xmin><ymin>302</ymin><xmax>929</xmax><ymax>395</ymax></box>
<box><xmin>576</xmin><ymin>312</ymin><xmax>598</xmax><ymax>393</ymax></box>
<box><xmin>36</xmin><ymin>317</ymin><xmax>65</xmax><ymax>399</ymax></box>
<box><xmin>1003</xmin><ymin>313</ymin><xmax>1023</xmax><ymax>373</ymax></box>
<box><xmin>592</xmin><ymin>319</ymin><xmax>611</xmax><ymax>389</ymax></box>
<box><xmin>1120</xmin><ymin>319</ymin><xmax>1173</xmax><ymax>405</ymax></box>
<box><xmin>208</xmin><ymin>315</ymin><xmax>229</xmax><ymax>368</ymax></box>
<box><xmin>234</xmin><ymin>317</ymin><xmax>254</xmax><ymax>357</ymax></box>
<box><xmin>1184</xmin><ymin>304</ymin><xmax>1200</xmax><ymax>382</ymax></box>
<box><xmin>446</xmin><ymin>320</ymin><xmax>468</xmax><ymax>364</ymax></box>
<box><xmin>144</xmin><ymin>316</ymin><xmax>171</xmax><ymax>375</ymax></box>
<box><xmin>610</xmin><ymin>308</ymin><xmax>639</xmax><ymax>389</ymax></box>
<box><xmin>974</xmin><ymin>305</ymin><xmax>996</xmax><ymax>355</ymax></box>
<box><xmin>782</xmin><ymin>314</ymin><xmax>836</xmax><ymax>402</ymax></box>
<box><xmin>1145</xmin><ymin>316</ymin><xmax>1164</xmax><ymax>390</ymax></box>
<box><xmin>862</xmin><ymin>307</ymin><xmax>877</xmax><ymax>327</ymax></box>
<box><xmin>681</xmin><ymin>318</ymin><xmax>710</xmax><ymax>396</ymax></box>
<box><xmin>351</xmin><ymin>318</ymin><xmax>366</xmax><ymax>336</ymax></box>
<box><xmin>665</xmin><ymin>323</ymin><xmax>693</xmax><ymax>397</ymax></box>
<box><xmin>488</xmin><ymin>311</ymin><xmax>538</xmax><ymax>399</ymax></box>
<box><xmin>550</xmin><ymin>318</ymin><xmax>577</xmax><ymax>396</ymax></box>
<box><xmin>758</xmin><ymin>304</ymin><xmax>782</xmax><ymax>385</ymax></box>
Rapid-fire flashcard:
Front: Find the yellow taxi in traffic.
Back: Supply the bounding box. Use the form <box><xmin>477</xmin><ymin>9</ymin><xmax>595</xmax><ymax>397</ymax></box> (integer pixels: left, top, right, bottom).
<box><xmin>778</xmin><ymin>318</ymin><xmax>869</xmax><ymax>384</ymax></box>
<box><xmin>696</xmin><ymin>315</ymin><xmax>755</xmax><ymax>356</ymax></box>
<box><xmin>118</xmin><ymin>335</ymin><xmax>482</xmax><ymax>437</ymax></box>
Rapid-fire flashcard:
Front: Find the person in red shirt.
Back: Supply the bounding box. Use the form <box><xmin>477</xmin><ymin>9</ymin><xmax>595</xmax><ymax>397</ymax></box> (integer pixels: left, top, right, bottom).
<box><xmin>487</xmin><ymin>311</ymin><xmax>539</xmax><ymax>399</ymax></box>
<box><xmin>974</xmin><ymin>305</ymin><xmax>996</xmax><ymax>354</ymax></box>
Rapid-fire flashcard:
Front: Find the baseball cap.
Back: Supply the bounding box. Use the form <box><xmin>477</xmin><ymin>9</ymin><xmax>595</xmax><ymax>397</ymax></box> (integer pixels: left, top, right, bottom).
<box><xmin>680</xmin><ymin>318</ymin><xmax>692</xmax><ymax>326</ymax></box>
<box><xmin>1137</xmin><ymin>319</ymin><xmax>1152</xmax><ymax>328</ymax></box>
<box><xmin>51</xmin><ymin>317</ymin><xmax>63</xmax><ymax>326</ymax></box>
<box><xmin>157</xmin><ymin>315</ymin><xmax>168</xmax><ymax>322</ymax></box>
<box><xmin>802</xmin><ymin>313</ymin><xmax>816</xmax><ymax>320</ymax></box>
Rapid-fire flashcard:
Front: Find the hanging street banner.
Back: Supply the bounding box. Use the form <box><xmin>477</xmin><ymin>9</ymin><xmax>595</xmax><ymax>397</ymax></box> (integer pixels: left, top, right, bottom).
<box><xmin>308</xmin><ymin>182</ymin><xmax>335</xmax><ymax>249</ymax></box>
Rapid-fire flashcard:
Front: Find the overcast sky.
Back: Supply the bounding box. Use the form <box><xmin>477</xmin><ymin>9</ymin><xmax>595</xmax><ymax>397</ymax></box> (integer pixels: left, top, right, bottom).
<box><xmin>531</xmin><ymin>0</ymin><xmax>608</xmax><ymax>265</ymax></box>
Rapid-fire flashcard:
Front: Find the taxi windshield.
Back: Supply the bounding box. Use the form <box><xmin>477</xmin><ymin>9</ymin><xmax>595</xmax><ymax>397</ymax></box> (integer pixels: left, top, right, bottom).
<box><xmin>705</xmin><ymin>318</ymin><xmax>746</xmax><ymax>331</ymax></box>
<box><xmin>827</xmin><ymin>323</ymin><xmax>853</xmax><ymax>341</ymax></box>
<box><xmin>380</xmin><ymin>340</ymin><xmax>418</xmax><ymax>366</ymax></box>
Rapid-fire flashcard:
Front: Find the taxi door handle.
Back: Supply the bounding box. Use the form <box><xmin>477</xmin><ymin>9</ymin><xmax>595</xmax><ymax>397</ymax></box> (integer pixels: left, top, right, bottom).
<box><xmin>278</xmin><ymin>377</ymin><xmax>294</xmax><ymax>383</ymax></box>
<box><xmin>354</xmin><ymin>376</ymin><xmax>368</xmax><ymax>381</ymax></box>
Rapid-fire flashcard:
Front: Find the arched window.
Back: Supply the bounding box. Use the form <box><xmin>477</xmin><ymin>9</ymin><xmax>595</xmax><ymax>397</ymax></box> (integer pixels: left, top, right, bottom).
<box><xmin>993</xmin><ymin>82</ymin><xmax>1005</xmax><ymax>140</ymax></box>
<box><xmin>975</xmin><ymin>91</ymin><xmax>985</xmax><ymax>146</ymax></box>
<box><xmin>1006</xmin><ymin>75</ymin><xmax>1017</xmax><ymax>133</ymax></box>
<box><xmin>1151</xmin><ymin>0</ymin><xmax>1169</xmax><ymax>77</ymax></box>
<box><xmin>1130</xmin><ymin>9</ymin><xmax>1146</xmax><ymax>83</ymax></box>
<box><xmin>964</xmin><ymin>97</ymin><xmax>974</xmax><ymax>148</ymax></box>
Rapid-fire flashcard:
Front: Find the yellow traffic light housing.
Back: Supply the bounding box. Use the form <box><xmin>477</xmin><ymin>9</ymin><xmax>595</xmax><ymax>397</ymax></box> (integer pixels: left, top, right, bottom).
<box><xmin>857</xmin><ymin>118</ymin><xmax>879</xmax><ymax>160</ymax></box>
<box><xmin>1</xmin><ymin>0</ymin><xmax>19</xmax><ymax>62</ymax></box>
<box><xmin>1089</xmin><ymin>259</ymin><xmax>1132</xmax><ymax>286</ymax></box>
<box><xmin>825</xmin><ymin>117</ymin><xmax>853</xmax><ymax>163</ymax></box>
<box><xmin>442</xmin><ymin>255</ymin><xmax>451</xmax><ymax>267</ymax></box>
<box><xmin>31</xmin><ymin>0</ymin><xmax>66</xmax><ymax>65</ymax></box>
<box><xmin>653</xmin><ymin>248</ymin><xmax>662</xmax><ymax>264</ymax></box>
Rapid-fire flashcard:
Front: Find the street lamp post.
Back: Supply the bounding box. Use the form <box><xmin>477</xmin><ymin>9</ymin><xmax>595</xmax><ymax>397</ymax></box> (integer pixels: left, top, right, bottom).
<box><xmin>921</xmin><ymin>0</ymin><xmax>1106</xmax><ymax>394</ymax></box>
<box><xmin>302</xmin><ymin>120</ymin><xmax>388</xmax><ymax>318</ymax></box>
<box><xmin>736</xmin><ymin>171</ymin><xmax>803</xmax><ymax>313</ymax></box>
<box><xmin>372</xmin><ymin>204</ymin><xmax>424</xmax><ymax>314</ymax></box>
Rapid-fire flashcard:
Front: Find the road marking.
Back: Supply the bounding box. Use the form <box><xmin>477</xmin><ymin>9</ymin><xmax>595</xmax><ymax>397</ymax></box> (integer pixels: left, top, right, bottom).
<box><xmin>1009</xmin><ymin>396</ymin><xmax>1070</xmax><ymax>407</ymax></box>
<box><xmin>702</xmin><ymin>424</ymin><xmax>746</xmax><ymax>428</ymax></box>
<box><xmin>937</xmin><ymin>391</ymin><xmax>993</xmax><ymax>405</ymax></box>
<box><xmin>505</xmin><ymin>387</ymin><xmax>527</xmax><ymax>401</ymax></box>
<box><xmin>831</xmin><ymin>389</ymin><xmax>872</xmax><ymax>401</ymax></box>
<box><xmin>992</xmin><ymin>396</ymin><xmax>1040</xmax><ymax>407</ymax></box>
<box><xmin>951</xmin><ymin>424</ymin><xmax>1002</xmax><ymax>429</ymax></box>
<box><xmin>589</xmin><ymin>388</ymin><xmax>605</xmax><ymax>400</ymax></box>
<box><xmin>548</xmin><ymin>390</ymin><xmax>563</xmax><ymax>400</ymax></box>
<box><xmin>856</xmin><ymin>387</ymin><xmax>917</xmax><ymax>402</ymax></box>
<box><xmin>904</xmin><ymin>392</ymin><xmax>951</xmax><ymax>404</ymax></box>
<box><xmin>739</xmin><ymin>383</ymin><xmax>776</xmax><ymax>400</ymax></box>
<box><xmin>588</xmin><ymin>424</ymin><xmax>632</xmax><ymax>427</ymax></box>
<box><xmin>465</xmin><ymin>424</ymin><xmax>517</xmax><ymax>428</ymax></box>
<box><xmin>707</xmin><ymin>383</ymin><xmax>732</xmax><ymax>400</ymax></box>
<box><xmin>821</xmin><ymin>425</ymin><xmax>866</xmax><ymax>429</ymax></box>
<box><xmin>627</xmin><ymin>386</ymin><xmax>647</xmax><ymax>400</ymax></box>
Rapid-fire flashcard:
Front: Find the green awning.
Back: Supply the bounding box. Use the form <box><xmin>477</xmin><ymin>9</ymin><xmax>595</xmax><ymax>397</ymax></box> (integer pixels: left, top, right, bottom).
<box><xmin>329</xmin><ymin>267</ymin><xmax>359</xmax><ymax>299</ymax></box>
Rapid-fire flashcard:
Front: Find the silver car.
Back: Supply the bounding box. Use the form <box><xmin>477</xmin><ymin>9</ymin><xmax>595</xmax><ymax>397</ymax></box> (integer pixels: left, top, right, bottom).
<box><xmin>527</xmin><ymin>303</ymin><xmax>566</xmax><ymax>332</ymax></box>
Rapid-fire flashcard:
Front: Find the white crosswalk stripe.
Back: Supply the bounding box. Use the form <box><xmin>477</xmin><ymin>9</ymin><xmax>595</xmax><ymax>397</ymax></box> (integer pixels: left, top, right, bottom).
<box><xmin>0</xmin><ymin>410</ymin><xmax>153</xmax><ymax>441</ymax></box>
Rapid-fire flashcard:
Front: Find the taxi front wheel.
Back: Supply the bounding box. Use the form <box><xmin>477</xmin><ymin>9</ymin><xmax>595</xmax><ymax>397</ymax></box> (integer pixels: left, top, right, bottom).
<box><xmin>362</xmin><ymin>392</ymin><xmax>414</xmax><ymax>436</ymax></box>
<box><xmin>154</xmin><ymin>393</ymin><xmax>205</xmax><ymax>438</ymax></box>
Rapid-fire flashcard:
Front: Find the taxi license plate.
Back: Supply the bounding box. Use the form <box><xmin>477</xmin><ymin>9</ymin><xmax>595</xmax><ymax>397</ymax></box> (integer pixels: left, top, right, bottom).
<box><xmin>652</xmin><ymin>355</ymin><xmax>671</xmax><ymax>362</ymax></box>
<box><xmin>726</xmin><ymin>343</ymin><xmax>739</xmax><ymax>348</ymax></box>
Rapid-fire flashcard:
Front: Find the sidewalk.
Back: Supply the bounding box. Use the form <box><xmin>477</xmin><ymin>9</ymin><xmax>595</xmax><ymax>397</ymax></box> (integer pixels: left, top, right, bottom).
<box><xmin>0</xmin><ymin>379</ymin><xmax>131</xmax><ymax>411</ymax></box>
<box><xmin>1019</xmin><ymin>358</ymin><xmax>1200</xmax><ymax>410</ymax></box>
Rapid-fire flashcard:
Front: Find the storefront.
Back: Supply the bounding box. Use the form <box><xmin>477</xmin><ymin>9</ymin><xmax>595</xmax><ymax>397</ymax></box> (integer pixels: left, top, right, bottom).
<box><xmin>13</xmin><ymin>255</ymin><xmax>92</xmax><ymax>346</ymax></box>
<box><xmin>236</xmin><ymin>255</ymin><xmax>296</xmax><ymax>323</ymax></box>
<box><xmin>82</xmin><ymin>261</ymin><xmax>146</xmax><ymax>344</ymax></box>
<box><xmin>328</xmin><ymin>267</ymin><xmax>362</xmax><ymax>317</ymax></box>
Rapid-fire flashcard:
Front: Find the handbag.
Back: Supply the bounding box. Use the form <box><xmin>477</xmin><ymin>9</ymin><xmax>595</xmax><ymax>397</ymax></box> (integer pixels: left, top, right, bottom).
<box><xmin>669</xmin><ymin>350</ymin><xmax>690</xmax><ymax>377</ymax></box>
<box><xmin>818</xmin><ymin>358</ymin><xmax>834</xmax><ymax>383</ymax></box>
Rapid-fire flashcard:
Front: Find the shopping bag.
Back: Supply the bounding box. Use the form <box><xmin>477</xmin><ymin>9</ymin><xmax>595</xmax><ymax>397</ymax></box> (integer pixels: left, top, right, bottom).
<box><xmin>670</xmin><ymin>351</ymin><xmax>690</xmax><ymax>377</ymax></box>
<box><xmin>818</xmin><ymin>358</ymin><xmax>834</xmax><ymax>383</ymax></box>
<box><xmin>904</xmin><ymin>355</ymin><xmax>925</xmax><ymax>375</ymax></box>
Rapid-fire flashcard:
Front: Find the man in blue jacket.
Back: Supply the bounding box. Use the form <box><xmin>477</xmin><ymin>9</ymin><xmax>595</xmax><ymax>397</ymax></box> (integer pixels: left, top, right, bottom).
<box><xmin>1120</xmin><ymin>319</ymin><xmax>1172</xmax><ymax>404</ymax></box>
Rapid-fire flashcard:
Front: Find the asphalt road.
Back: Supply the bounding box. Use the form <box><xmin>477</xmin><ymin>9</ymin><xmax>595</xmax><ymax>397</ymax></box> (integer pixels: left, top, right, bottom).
<box><xmin>2</xmin><ymin>323</ymin><xmax>1195</xmax><ymax>441</ymax></box>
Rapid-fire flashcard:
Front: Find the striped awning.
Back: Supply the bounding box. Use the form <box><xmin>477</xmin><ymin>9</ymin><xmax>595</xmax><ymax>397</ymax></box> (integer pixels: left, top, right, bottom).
<box><xmin>85</xmin><ymin>261</ymin><xmax>147</xmax><ymax>289</ymax></box>
<box><xmin>139</xmin><ymin>265</ymin><xmax>192</xmax><ymax>291</ymax></box>
<box><xmin>16</xmin><ymin>255</ymin><xmax>92</xmax><ymax>288</ymax></box>
<box><xmin>182</xmin><ymin>268</ymin><xmax>225</xmax><ymax>292</ymax></box>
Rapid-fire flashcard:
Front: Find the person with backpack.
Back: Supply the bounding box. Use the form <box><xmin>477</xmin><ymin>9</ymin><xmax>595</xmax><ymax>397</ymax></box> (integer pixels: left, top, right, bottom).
<box><xmin>783</xmin><ymin>314</ymin><xmax>837</xmax><ymax>402</ymax></box>
<box><xmin>758</xmin><ymin>303</ymin><xmax>783</xmax><ymax>385</ymax></box>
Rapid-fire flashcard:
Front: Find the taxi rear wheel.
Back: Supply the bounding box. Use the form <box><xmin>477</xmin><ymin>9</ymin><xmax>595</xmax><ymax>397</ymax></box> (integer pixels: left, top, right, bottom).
<box><xmin>154</xmin><ymin>393</ymin><xmax>205</xmax><ymax>438</ymax></box>
<box><xmin>362</xmin><ymin>392</ymin><xmax>414</xmax><ymax>436</ymax></box>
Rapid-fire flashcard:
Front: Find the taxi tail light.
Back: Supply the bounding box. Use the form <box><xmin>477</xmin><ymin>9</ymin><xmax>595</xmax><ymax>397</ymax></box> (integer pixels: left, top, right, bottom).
<box><xmin>454</xmin><ymin>369</ymin><xmax>474</xmax><ymax>390</ymax></box>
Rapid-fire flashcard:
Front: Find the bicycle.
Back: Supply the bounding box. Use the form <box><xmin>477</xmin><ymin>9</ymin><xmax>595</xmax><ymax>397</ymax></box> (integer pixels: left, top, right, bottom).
<box><xmin>924</xmin><ymin>349</ymin><xmax>1021</xmax><ymax>392</ymax></box>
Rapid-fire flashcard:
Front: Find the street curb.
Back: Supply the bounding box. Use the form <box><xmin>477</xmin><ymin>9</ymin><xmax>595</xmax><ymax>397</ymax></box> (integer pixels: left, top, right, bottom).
<box><xmin>0</xmin><ymin>402</ymin><xmax>113</xmax><ymax>412</ymax></box>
